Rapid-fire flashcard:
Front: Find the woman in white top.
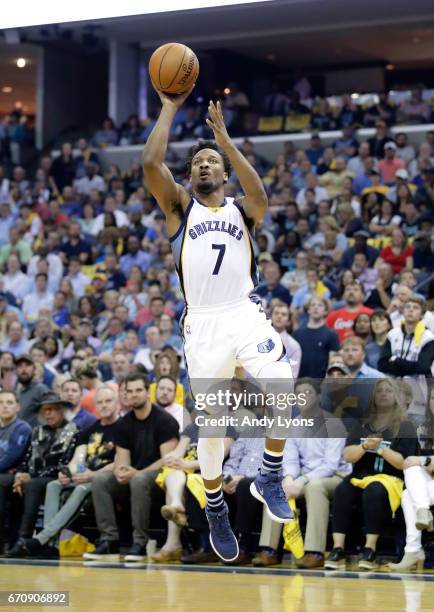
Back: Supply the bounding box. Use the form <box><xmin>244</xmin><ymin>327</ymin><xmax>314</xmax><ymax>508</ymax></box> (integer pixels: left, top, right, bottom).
<box><xmin>369</xmin><ymin>199</ymin><xmax>402</xmax><ymax>238</ymax></box>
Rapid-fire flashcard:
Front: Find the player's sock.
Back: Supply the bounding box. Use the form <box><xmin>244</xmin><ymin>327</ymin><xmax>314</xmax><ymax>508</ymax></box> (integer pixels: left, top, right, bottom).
<box><xmin>204</xmin><ymin>484</ymin><xmax>225</xmax><ymax>513</ymax></box>
<box><xmin>260</xmin><ymin>448</ymin><xmax>283</xmax><ymax>475</ymax></box>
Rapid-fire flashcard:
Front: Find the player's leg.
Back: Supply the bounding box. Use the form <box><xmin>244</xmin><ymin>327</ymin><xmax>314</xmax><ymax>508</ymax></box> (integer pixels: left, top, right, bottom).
<box><xmin>235</xmin><ymin>301</ymin><xmax>294</xmax><ymax>522</ymax></box>
<box><xmin>183</xmin><ymin>311</ymin><xmax>239</xmax><ymax>561</ymax></box>
<box><xmin>249</xmin><ymin>359</ymin><xmax>294</xmax><ymax>522</ymax></box>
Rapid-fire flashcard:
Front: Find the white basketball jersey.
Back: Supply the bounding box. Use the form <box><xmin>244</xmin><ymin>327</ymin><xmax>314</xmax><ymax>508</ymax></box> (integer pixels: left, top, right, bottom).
<box><xmin>170</xmin><ymin>197</ymin><xmax>258</xmax><ymax>307</ymax></box>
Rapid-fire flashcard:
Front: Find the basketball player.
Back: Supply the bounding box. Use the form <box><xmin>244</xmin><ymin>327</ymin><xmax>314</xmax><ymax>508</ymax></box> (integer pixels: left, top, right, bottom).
<box><xmin>143</xmin><ymin>86</ymin><xmax>294</xmax><ymax>562</ymax></box>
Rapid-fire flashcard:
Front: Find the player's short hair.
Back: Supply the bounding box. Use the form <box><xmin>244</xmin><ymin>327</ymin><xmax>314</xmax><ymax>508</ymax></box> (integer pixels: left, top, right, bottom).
<box><xmin>186</xmin><ymin>140</ymin><xmax>232</xmax><ymax>176</ymax></box>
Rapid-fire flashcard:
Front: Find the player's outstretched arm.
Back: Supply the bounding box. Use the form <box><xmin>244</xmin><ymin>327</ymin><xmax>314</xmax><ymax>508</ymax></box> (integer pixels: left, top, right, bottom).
<box><xmin>143</xmin><ymin>85</ymin><xmax>194</xmax><ymax>217</ymax></box>
<box><xmin>206</xmin><ymin>100</ymin><xmax>267</xmax><ymax>225</ymax></box>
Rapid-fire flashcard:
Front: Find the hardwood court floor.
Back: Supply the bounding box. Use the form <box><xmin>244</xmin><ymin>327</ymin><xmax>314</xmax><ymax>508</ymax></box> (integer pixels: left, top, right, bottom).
<box><xmin>0</xmin><ymin>560</ymin><xmax>434</xmax><ymax>612</ymax></box>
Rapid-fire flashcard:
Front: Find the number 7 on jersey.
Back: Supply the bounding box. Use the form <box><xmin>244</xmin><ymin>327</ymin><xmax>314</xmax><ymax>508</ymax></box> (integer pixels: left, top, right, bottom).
<box><xmin>211</xmin><ymin>244</ymin><xmax>226</xmax><ymax>275</ymax></box>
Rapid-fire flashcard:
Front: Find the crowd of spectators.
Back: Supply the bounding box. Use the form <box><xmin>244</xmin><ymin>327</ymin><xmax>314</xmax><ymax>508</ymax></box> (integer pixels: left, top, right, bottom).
<box><xmin>0</xmin><ymin>96</ymin><xmax>433</xmax><ymax>571</ymax></box>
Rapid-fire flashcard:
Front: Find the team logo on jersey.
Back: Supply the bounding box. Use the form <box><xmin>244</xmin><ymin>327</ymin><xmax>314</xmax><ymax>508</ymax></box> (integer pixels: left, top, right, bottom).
<box><xmin>257</xmin><ymin>339</ymin><xmax>275</xmax><ymax>353</ymax></box>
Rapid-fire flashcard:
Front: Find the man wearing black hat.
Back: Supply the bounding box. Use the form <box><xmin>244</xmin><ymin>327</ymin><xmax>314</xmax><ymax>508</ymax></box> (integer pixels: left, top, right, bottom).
<box><xmin>14</xmin><ymin>355</ymin><xmax>50</xmax><ymax>425</ymax></box>
<box><xmin>3</xmin><ymin>392</ymin><xmax>77</xmax><ymax>557</ymax></box>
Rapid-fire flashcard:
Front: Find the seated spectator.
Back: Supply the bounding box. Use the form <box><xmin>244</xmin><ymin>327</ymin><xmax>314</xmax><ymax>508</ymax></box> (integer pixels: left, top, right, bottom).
<box><xmin>22</xmin><ymin>273</ymin><xmax>54</xmax><ymax>324</ymax></box>
<box><xmin>148</xmin><ymin>351</ymin><xmax>186</xmax><ymax>404</ymax></box>
<box><xmin>74</xmin><ymin>138</ymin><xmax>99</xmax><ymax>179</ymax></box>
<box><xmin>318</xmin><ymin>157</ymin><xmax>354</xmax><ymax>198</ymax></box>
<box><xmin>290</xmin><ymin>267</ymin><xmax>330</xmax><ymax>325</ymax></box>
<box><xmin>76</xmin><ymin>358</ymin><xmax>118</xmax><ymax>418</ymax></box>
<box><xmin>61</xmin><ymin>378</ymin><xmax>96</xmax><ymax>430</ymax></box>
<box><xmin>395</xmin><ymin>132</ymin><xmax>416</xmax><ymax>164</ymax></box>
<box><xmin>379</xmin><ymin>296</ymin><xmax>434</xmax><ymax>425</ymax></box>
<box><xmin>92</xmin><ymin>117</ymin><xmax>118</xmax><ymax>148</ymax></box>
<box><xmin>389</xmin><ymin>384</ymin><xmax>434</xmax><ymax>571</ymax></box>
<box><xmin>74</xmin><ymin>162</ymin><xmax>105</xmax><ymax>197</ymax></box>
<box><xmin>304</xmin><ymin>135</ymin><xmax>324</xmax><ymax>167</ymax></box>
<box><xmin>295</xmin><ymin>173</ymin><xmax>329</xmax><ymax>210</ymax></box>
<box><xmin>397</xmin><ymin>89</ymin><xmax>431</xmax><ymax>125</ymax></box>
<box><xmin>120</xmin><ymin>114</ymin><xmax>143</xmax><ymax>146</ymax></box>
<box><xmin>413</xmin><ymin>231</ymin><xmax>434</xmax><ymax>271</ymax></box>
<box><xmin>363</xmin><ymin>93</ymin><xmax>395</xmax><ymax>127</ymax></box>
<box><xmin>293</xmin><ymin>296</ymin><xmax>340</xmax><ymax>378</ymax></box>
<box><xmin>0</xmin><ymin>352</ymin><xmax>17</xmax><ymax>392</ymax></box>
<box><xmin>369</xmin><ymin>199</ymin><xmax>402</xmax><ymax>238</ymax></box>
<box><xmin>106</xmin><ymin>352</ymin><xmax>133</xmax><ymax>385</ymax></box>
<box><xmin>326</xmin><ymin>281</ymin><xmax>373</xmax><ymax>343</ymax></box>
<box><xmin>14</xmin><ymin>354</ymin><xmax>50</xmax><ymax>425</ymax></box>
<box><xmin>364</xmin><ymin>262</ymin><xmax>394</xmax><ymax>310</ymax></box>
<box><xmin>365</xmin><ymin>310</ymin><xmax>392</xmax><ymax>369</ymax></box>
<box><xmin>352</xmin><ymin>252</ymin><xmax>378</xmax><ymax>294</ymax></box>
<box><xmin>353</xmin><ymin>312</ymin><xmax>372</xmax><ymax>344</ymax></box>
<box><xmin>367</xmin><ymin>121</ymin><xmax>394</xmax><ymax>159</ymax></box>
<box><xmin>270</xmin><ymin>302</ymin><xmax>301</xmax><ymax>377</ymax></box>
<box><xmin>59</xmin><ymin>221</ymin><xmax>92</xmax><ymax>265</ymax></box>
<box><xmin>378</xmin><ymin>142</ymin><xmax>406</xmax><ymax>185</ymax></box>
<box><xmin>255</xmin><ymin>261</ymin><xmax>291</xmax><ymax>308</ymax></box>
<box><xmin>348</xmin><ymin>142</ymin><xmax>372</xmax><ymax>178</ymax></box>
<box><xmin>0</xmin><ymin>321</ymin><xmax>29</xmax><ymax>358</ymax></box>
<box><xmin>341</xmin><ymin>336</ymin><xmax>384</xmax><ymax>383</ymax></box>
<box><xmin>377</xmin><ymin>227</ymin><xmax>413</xmax><ymax>274</ymax></box>
<box><xmin>0</xmin><ymin>391</ymin><xmax>31</xmax><ymax>475</ymax></box>
<box><xmin>154</xmin><ymin>376</ymin><xmax>191</xmax><ymax>431</ymax></box>
<box><xmin>12</xmin><ymin>385</ymin><xmax>119</xmax><ymax>559</ymax></box>
<box><xmin>333</xmin><ymin>125</ymin><xmax>359</xmax><ymax>160</ymax></box>
<box><xmin>119</xmin><ymin>235</ymin><xmax>151</xmax><ymax>277</ymax></box>
<box><xmin>50</xmin><ymin>143</ymin><xmax>76</xmax><ymax>192</ymax></box>
<box><xmin>280</xmin><ymin>251</ymin><xmax>309</xmax><ymax>294</ymax></box>
<box><xmin>2</xmin><ymin>253</ymin><xmax>31</xmax><ymax>303</ymax></box>
<box><xmin>401</xmin><ymin>201</ymin><xmax>421</xmax><ymax>238</ymax></box>
<box><xmin>310</xmin><ymin>98</ymin><xmax>335</xmax><ymax>131</ymax></box>
<box><xmin>29</xmin><ymin>343</ymin><xmax>56</xmax><ymax>389</ymax></box>
<box><xmin>336</xmin><ymin>94</ymin><xmax>363</xmax><ymax>128</ymax></box>
<box><xmin>4</xmin><ymin>393</ymin><xmax>77</xmax><ymax>557</ymax></box>
<box><xmin>83</xmin><ymin>372</ymin><xmax>179</xmax><ymax>562</ymax></box>
<box><xmin>99</xmin><ymin>316</ymin><xmax>127</xmax><ymax>357</ymax></box>
<box><xmin>65</xmin><ymin>258</ymin><xmax>91</xmax><ymax>298</ymax></box>
<box><xmin>325</xmin><ymin>379</ymin><xmax>418</xmax><ymax>571</ymax></box>
<box><xmin>134</xmin><ymin>326</ymin><xmax>164</xmax><ymax>372</ymax></box>
<box><xmin>0</xmin><ymin>227</ymin><xmax>32</xmax><ymax>267</ymax></box>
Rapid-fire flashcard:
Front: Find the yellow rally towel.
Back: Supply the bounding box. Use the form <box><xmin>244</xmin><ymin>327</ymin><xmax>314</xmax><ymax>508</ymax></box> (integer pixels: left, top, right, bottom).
<box><xmin>59</xmin><ymin>531</ymin><xmax>95</xmax><ymax>557</ymax></box>
<box><xmin>155</xmin><ymin>468</ymin><xmax>207</xmax><ymax>509</ymax></box>
<box><xmin>282</xmin><ymin>499</ymin><xmax>304</xmax><ymax>560</ymax></box>
<box><xmin>315</xmin><ymin>280</ymin><xmax>329</xmax><ymax>297</ymax></box>
<box><xmin>350</xmin><ymin>474</ymin><xmax>403</xmax><ymax>514</ymax></box>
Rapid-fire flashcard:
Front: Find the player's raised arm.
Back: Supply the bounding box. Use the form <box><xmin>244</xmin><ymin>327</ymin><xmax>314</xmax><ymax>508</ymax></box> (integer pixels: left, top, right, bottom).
<box><xmin>142</xmin><ymin>86</ymin><xmax>193</xmax><ymax>219</ymax></box>
<box><xmin>206</xmin><ymin>100</ymin><xmax>267</xmax><ymax>225</ymax></box>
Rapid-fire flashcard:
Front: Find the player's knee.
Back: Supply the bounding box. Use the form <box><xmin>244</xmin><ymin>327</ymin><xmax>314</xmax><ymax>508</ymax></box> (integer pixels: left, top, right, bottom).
<box><xmin>256</xmin><ymin>360</ymin><xmax>293</xmax><ymax>380</ymax></box>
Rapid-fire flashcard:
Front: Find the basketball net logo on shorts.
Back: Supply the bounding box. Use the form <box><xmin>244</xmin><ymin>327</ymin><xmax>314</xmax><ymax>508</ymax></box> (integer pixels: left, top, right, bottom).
<box><xmin>257</xmin><ymin>339</ymin><xmax>275</xmax><ymax>353</ymax></box>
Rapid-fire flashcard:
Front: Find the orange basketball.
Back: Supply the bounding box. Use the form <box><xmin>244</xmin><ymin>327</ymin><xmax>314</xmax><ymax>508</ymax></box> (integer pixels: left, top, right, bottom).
<box><xmin>149</xmin><ymin>43</ymin><xmax>199</xmax><ymax>95</ymax></box>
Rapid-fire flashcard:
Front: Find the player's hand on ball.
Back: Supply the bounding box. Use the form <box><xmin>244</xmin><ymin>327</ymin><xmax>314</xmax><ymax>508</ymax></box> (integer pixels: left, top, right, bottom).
<box><xmin>154</xmin><ymin>82</ymin><xmax>195</xmax><ymax>110</ymax></box>
<box><xmin>206</xmin><ymin>100</ymin><xmax>230</xmax><ymax>147</ymax></box>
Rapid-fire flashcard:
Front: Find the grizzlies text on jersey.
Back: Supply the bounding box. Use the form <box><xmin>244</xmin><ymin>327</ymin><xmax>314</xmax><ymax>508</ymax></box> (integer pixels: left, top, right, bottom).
<box><xmin>170</xmin><ymin>197</ymin><xmax>258</xmax><ymax>307</ymax></box>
